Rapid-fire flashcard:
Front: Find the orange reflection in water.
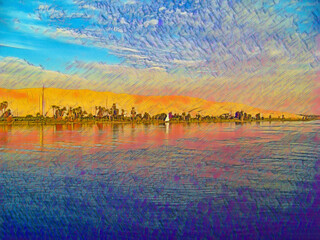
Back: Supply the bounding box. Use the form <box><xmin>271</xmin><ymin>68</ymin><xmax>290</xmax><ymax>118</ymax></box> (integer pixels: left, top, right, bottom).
<box><xmin>0</xmin><ymin>122</ymin><xmax>291</xmax><ymax>154</ymax></box>
<box><xmin>0</xmin><ymin>122</ymin><xmax>317</xmax><ymax>191</ymax></box>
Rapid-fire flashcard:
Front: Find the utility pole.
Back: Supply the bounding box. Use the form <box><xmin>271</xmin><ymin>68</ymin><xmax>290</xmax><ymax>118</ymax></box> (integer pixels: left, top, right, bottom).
<box><xmin>39</xmin><ymin>94</ymin><xmax>41</xmax><ymax>115</ymax></box>
<box><xmin>42</xmin><ymin>84</ymin><xmax>45</xmax><ymax>116</ymax></box>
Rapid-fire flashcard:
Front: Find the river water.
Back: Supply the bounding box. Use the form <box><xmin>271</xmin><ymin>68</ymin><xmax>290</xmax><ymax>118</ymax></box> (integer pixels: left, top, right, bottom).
<box><xmin>0</xmin><ymin>121</ymin><xmax>319</xmax><ymax>239</ymax></box>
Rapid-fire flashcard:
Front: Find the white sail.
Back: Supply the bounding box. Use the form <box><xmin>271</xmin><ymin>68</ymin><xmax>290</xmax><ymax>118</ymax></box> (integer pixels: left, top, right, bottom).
<box><xmin>165</xmin><ymin>114</ymin><xmax>170</xmax><ymax>122</ymax></box>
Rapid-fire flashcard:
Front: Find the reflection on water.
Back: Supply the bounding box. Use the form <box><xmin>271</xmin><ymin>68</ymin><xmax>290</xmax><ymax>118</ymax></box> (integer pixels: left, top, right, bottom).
<box><xmin>0</xmin><ymin>121</ymin><xmax>319</xmax><ymax>239</ymax></box>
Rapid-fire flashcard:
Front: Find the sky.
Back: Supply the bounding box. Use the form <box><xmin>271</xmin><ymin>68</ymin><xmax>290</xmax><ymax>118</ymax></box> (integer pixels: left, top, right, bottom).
<box><xmin>0</xmin><ymin>0</ymin><xmax>319</xmax><ymax>114</ymax></box>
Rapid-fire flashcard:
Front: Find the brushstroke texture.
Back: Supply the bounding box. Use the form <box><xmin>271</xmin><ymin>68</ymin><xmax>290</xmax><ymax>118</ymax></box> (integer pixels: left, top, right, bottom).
<box><xmin>1</xmin><ymin>0</ymin><xmax>319</xmax><ymax>114</ymax></box>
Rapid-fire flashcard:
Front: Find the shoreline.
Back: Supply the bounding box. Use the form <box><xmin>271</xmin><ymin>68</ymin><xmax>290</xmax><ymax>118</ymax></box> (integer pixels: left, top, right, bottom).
<box><xmin>0</xmin><ymin>118</ymin><xmax>316</xmax><ymax>126</ymax></box>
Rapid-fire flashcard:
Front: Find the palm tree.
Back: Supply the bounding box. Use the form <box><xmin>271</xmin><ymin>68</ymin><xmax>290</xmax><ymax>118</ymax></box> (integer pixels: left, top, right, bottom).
<box><xmin>72</xmin><ymin>108</ymin><xmax>78</xmax><ymax>119</ymax></box>
<box><xmin>95</xmin><ymin>106</ymin><xmax>99</xmax><ymax>116</ymax></box>
<box><xmin>182</xmin><ymin>112</ymin><xmax>186</xmax><ymax>120</ymax></box>
<box><xmin>78</xmin><ymin>107</ymin><xmax>84</xmax><ymax>119</ymax></box>
<box><xmin>143</xmin><ymin>112</ymin><xmax>151</xmax><ymax>120</ymax></box>
<box><xmin>71</xmin><ymin>106</ymin><xmax>83</xmax><ymax>120</ymax></box>
<box><xmin>77</xmin><ymin>106</ymin><xmax>83</xmax><ymax>119</ymax></box>
<box><xmin>67</xmin><ymin>107</ymin><xmax>73</xmax><ymax>121</ymax></box>
<box><xmin>56</xmin><ymin>106</ymin><xmax>61</xmax><ymax>119</ymax></box>
<box><xmin>131</xmin><ymin>107</ymin><xmax>136</xmax><ymax>120</ymax></box>
<box><xmin>1</xmin><ymin>101</ymin><xmax>8</xmax><ymax>115</ymax></box>
<box><xmin>102</xmin><ymin>107</ymin><xmax>107</xmax><ymax>118</ymax></box>
<box><xmin>51</xmin><ymin>105</ymin><xmax>57</xmax><ymax>118</ymax></box>
<box><xmin>0</xmin><ymin>103</ymin><xmax>3</xmax><ymax>117</ymax></box>
<box><xmin>2</xmin><ymin>101</ymin><xmax>8</xmax><ymax>113</ymax></box>
<box><xmin>95</xmin><ymin>106</ymin><xmax>102</xmax><ymax>119</ymax></box>
<box><xmin>57</xmin><ymin>107</ymin><xmax>66</xmax><ymax>120</ymax></box>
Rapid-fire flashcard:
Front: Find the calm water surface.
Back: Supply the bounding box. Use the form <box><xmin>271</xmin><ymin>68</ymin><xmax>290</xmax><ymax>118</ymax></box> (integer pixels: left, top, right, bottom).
<box><xmin>0</xmin><ymin>121</ymin><xmax>319</xmax><ymax>239</ymax></box>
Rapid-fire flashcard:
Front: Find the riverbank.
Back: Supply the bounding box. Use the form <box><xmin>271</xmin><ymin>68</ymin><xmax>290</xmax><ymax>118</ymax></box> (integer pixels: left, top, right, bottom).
<box><xmin>0</xmin><ymin>117</ymin><xmax>315</xmax><ymax>125</ymax></box>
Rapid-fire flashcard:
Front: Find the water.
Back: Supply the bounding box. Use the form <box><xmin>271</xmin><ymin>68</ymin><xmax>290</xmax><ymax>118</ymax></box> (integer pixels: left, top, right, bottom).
<box><xmin>0</xmin><ymin>121</ymin><xmax>319</xmax><ymax>239</ymax></box>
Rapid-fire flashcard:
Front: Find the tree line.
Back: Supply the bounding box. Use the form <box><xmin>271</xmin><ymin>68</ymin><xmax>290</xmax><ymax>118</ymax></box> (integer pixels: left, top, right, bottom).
<box><xmin>1</xmin><ymin>102</ymin><xmax>290</xmax><ymax>122</ymax></box>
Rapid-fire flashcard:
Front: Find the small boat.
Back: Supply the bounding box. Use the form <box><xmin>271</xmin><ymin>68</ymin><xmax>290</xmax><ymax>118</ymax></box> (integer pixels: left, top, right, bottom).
<box><xmin>165</xmin><ymin>114</ymin><xmax>170</xmax><ymax>122</ymax></box>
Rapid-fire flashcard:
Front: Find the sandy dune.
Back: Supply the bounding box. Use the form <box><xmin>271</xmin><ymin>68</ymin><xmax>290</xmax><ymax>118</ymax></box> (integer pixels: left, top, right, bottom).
<box><xmin>0</xmin><ymin>88</ymin><xmax>301</xmax><ymax>119</ymax></box>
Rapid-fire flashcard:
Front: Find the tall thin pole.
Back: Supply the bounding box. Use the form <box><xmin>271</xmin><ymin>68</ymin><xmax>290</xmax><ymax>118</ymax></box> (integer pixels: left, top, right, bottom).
<box><xmin>42</xmin><ymin>84</ymin><xmax>45</xmax><ymax>116</ymax></box>
<box><xmin>39</xmin><ymin>94</ymin><xmax>41</xmax><ymax>115</ymax></box>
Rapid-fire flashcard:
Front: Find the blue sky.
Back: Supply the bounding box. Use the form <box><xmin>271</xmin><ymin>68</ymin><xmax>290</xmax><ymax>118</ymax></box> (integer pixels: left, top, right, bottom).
<box><xmin>0</xmin><ymin>1</ymin><xmax>122</xmax><ymax>71</ymax></box>
<box><xmin>0</xmin><ymin>0</ymin><xmax>319</xmax><ymax>73</ymax></box>
<box><xmin>0</xmin><ymin>0</ymin><xmax>319</xmax><ymax>114</ymax></box>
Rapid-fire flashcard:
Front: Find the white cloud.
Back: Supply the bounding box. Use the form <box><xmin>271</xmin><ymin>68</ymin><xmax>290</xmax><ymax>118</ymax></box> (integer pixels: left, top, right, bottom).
<box><xmin>0</xmin><ymin>43</ymin><xmax>35</xmax><ymax>50</ymax></box>
<box><xmin>81</xmin><ymin>4</ymin><xmax>97</xmax><ymax>10</ymax></box>
<box><xmin>108</xmin><ymin>45</ymin><xmax>140</xmax><ymax>53</ymax></box>
<box><xmin>31</xmin><ymin>0</ymin><xmax>318</xmax><ymax>74</ymax></box>
<box><xmin>120</xmin><ymin>17</ymin><xmax>128</xmax><ymax>25</ymax></box>
<box><xmin>55</xmin><ymin>28</ymin><xmax>89</xmax><ymax>39</ymax></box>
<box><xmin>143</xmin><ymin>19</ymin><xmax>158</xmax><ymax>27</ymax></box>
<box><xmin>172</xmin><ymin>59</ymin><xmax>205</xmax><ymax>67</ymax></box>
<box><xmin>176</xmin><ymin>9</ymin><xmax>189</xmax><ymax>16</ymax></box>
<box><xmin>147</xmin><ymin>66</ymin><xmax>166</xmax><ymax>71</ymax></box>
<box><xmin>38</xmin><ymin>4</ymin><xmax>50</xmax><ymax>11</ymax></box>
<box><xmin>127</xmin><ymin>54</ymin><xmax>148</xmax><ymax>59</ymax></box>
<box><xmin>124</xmin><ymin>0</ymin><xmax>136</xmax><ymax>4</ymax></box>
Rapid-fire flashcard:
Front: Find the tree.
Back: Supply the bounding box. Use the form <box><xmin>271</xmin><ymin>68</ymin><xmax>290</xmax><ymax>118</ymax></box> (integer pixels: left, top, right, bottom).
<box><xmin>3</xmin><ymin>109</ymin><xmax>12</xmax><ymax>118</ymax></box>
<box><xmin>0</xmin><ymin>101</ymin><xmax>8</xmax><ymax>116</ymax></box>
<box><xmin>2</xmin><ymin>101</ymin><xmax>8</xmax><ymax>114</ymax></box>
<box><xmin>51</xmin><ymin>105</ymin><xmax>57</xmax><ymax>118</ymax></box>
<box><xmin>72</xmin><ymin>106</ymin><xmax>83</xmax><ymax>119</ymax></box>
<box><xmin>186</xmin><ymin>112</ymin><xmax>191</xmax><ymax>121</ymax></box>
<box><xmin>182</xmin><ymin>112</ymin><xmax>186</xmax><ymax>120</ymax></box>
<box><xmin>54</xmin><ymin>107</ymin><xmax>66</xmax><ymax>120</ymax></box>
<box><xmin>67</xmin><ymin>107</ymin><xmax>73</xmax><ymax>121</ymax></box>
<box><xmin>136</xmin><ymin>113</ymin><xmax>142</xmax><ymax>121</ymax></box>
<box><xmin>131</xmin><ymin>107</ymin><xmax>136</xmax><ymax>120</ymax></box>
<box><xmin>0</xmin><ymin>102</ymin><xmax>3</xmax><ymax>115</ymax></box>
<box><xmin>143</xmin><ymin>112</ymin><xmax>151</xmax><ymax>120</ymax></box>
<box><xmin>196</xmin><ymin>112</ymin><xmax>201</xmax><ymax>120</ymax></box>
